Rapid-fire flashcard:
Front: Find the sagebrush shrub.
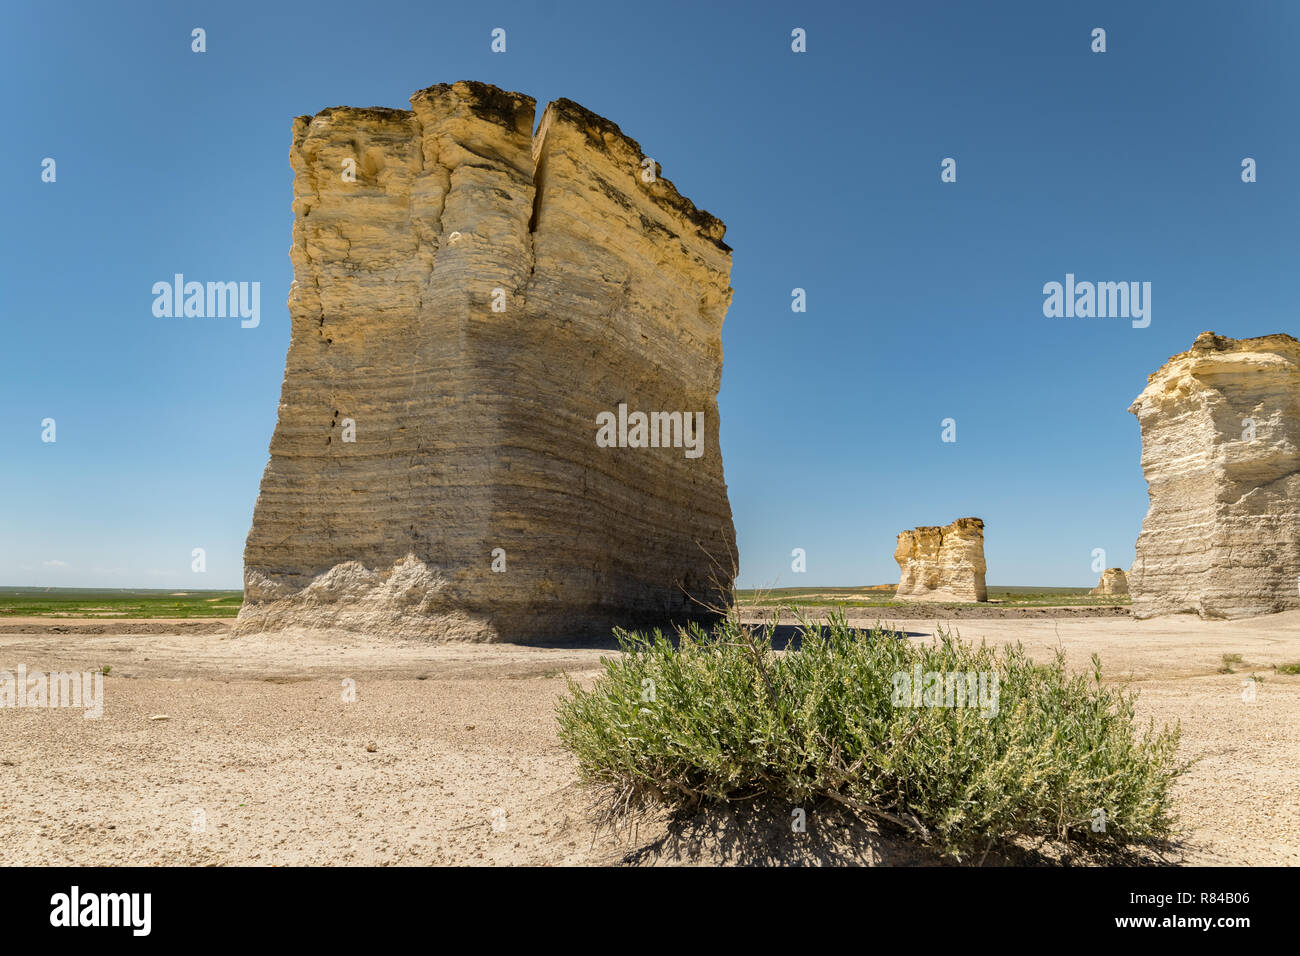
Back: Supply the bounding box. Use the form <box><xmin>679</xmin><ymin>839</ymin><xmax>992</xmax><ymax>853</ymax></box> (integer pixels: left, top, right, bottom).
<box><xmin>556</xmin><ymin>611</ymin><xmax>1184</xmax><ymax>860</ymax></box>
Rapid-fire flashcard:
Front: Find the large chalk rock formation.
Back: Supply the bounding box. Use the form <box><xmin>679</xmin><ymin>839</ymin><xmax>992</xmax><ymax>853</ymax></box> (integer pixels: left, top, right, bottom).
<box><xmin>894</xmin><ymin>517</ymin><xmax>988</xmax><ymax>602</ymax></box>
<box><xmin>1129</xmin><ymin>331</ymin><xmax>1300</xmax><ymax>619</ymax></box>
<box><xmin>238</xmin><ymin>81</ymin><xmax>735</xmax><ymax>641</ymax></box>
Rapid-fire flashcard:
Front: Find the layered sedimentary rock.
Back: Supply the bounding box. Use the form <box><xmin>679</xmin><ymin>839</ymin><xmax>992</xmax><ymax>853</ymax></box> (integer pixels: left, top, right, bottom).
<box><xmin>1129</xmin><ymin>331</ymin><xmax>1300</xmax><ymax>619</ymax></box>
<box><xmin>1089</xmin><ymin>568</ymin><xmax>1129</xmax><ymax>596</ymax></box>
<box><xmin>237</xmin><ymin>81</ymin><xmax>735</xmax><ymax>641</ymax></box>
<box><xmin>894</xmin><ymin>518</ymin><xmax>987</xmax><ymax>602</ymax></box>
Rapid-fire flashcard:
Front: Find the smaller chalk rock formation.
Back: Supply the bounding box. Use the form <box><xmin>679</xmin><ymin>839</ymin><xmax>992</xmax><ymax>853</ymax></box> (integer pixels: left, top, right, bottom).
<box><xmin>1090</xmin><ymin>568</ymin><xmax>1129</xmax><ymax>596</ymax></box>
<box><xmin>1130</xmin><ymin>331</ymin><xmax>1300</xmax><ymax>619</ymax></box>
<box><xmin>894</xmin><ymin>517</ymin><xmax>987</xmax><ymax>602</ymax></box>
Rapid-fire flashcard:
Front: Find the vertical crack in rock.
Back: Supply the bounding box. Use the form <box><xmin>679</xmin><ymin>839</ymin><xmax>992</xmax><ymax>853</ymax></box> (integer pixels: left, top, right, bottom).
<box><xmin>239</xmin><ymin>81</ymin><xmax>736</xmax><ymax>642</ymax></box>
<box><xmin>1129</xmin><ymin>331</ymin><xmax>1300</xmax><ymax>620</ymax></box>
<box><xmin>894</xmin><ymin>518</ymin><xmax>987</xmax><ymax>603</ymax></box>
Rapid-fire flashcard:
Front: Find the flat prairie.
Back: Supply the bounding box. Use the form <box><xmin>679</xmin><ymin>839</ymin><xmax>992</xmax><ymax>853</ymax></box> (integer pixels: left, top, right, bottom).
<box><xmin>1</xmin><ymin>610</ymin><xmax>1296</xmax><ymax>866</ymax></box>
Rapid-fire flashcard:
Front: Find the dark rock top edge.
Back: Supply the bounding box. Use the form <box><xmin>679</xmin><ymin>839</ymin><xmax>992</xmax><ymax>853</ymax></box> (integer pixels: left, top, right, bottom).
<box><xmin>899</xmin><ymin>518</ymin><xmax>985</xmax><ymax>534</ymax></box>
<box><xmin>1188</xmin><ymin>330</ymin><xmax>1300</xmax><ymax>352</ymax></box>
<box><xmin>295</xmin><ymin>81</ymin><xmax>730</xmax><ymax>253</ymax></box>
<box><xmin>541</xmin><ymin>98</ymin><xmax>730</xmax><ymax>252</ymax></box>
<box><xmin>1133</xmin><ymin>330</ymin><xmax>1300</xmax><ymax>397</ymax></box>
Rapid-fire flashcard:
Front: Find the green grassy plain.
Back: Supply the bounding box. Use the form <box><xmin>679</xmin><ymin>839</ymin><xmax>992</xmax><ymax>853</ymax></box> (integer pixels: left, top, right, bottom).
<box><xmin>0</xmin><ymin>587</ymin><xmax>243</xmax><ymax>618</ymax></box>
<box><xmin>0</xmin><ymin>582</ymin><xmax>1128</xmax><ymax>620</ymax></box>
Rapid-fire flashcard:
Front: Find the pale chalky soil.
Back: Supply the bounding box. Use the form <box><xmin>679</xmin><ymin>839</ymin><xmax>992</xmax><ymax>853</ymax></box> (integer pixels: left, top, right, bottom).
<box><xmin>2</xmin><ymin>612</ymin><xmax>1297</xmax><ymax>865</ymax></box>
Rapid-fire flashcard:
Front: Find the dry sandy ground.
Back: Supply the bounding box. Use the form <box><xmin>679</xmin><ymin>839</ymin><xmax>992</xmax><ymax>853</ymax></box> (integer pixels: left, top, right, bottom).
<box><xmin>1</xmin><ymin>611</ymin><xmax>1297</xmax><ymax>866</ymax></box>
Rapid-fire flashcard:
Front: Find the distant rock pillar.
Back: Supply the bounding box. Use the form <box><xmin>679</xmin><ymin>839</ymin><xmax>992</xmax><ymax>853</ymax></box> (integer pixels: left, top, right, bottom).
<box><xmin>893</xmin><ymin>517</ymin><xmax>987</xmax><ymax>602</ymax></box>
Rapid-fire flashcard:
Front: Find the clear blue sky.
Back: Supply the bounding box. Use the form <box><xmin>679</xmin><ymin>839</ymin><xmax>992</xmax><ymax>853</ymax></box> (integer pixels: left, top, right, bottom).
<box><xmin>3</xmin><ymin>0</ymin><xmax>1298</xmax><ymax>590</ymax></box>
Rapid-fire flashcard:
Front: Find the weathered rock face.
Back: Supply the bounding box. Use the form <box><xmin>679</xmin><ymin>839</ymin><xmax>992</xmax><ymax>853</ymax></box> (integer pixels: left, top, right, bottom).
<box><xmin>1090</xmin><ymin>568</ymin><xmax>1129</xmax><ymax>596</ymax></box>
<box><xmin>237</xmin><ymin>81</ymin><xmax>736</xmax><ymax>642</ymax></box>
<box><xmin>1130</xmin><ymin>331</ymin><xmax>1300</xmax><ymax>620</ymax></box>
<box><xmin>894</xmin><ymin>517</ymin><xmax>987</xmax><ymax>602</ymax></box>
